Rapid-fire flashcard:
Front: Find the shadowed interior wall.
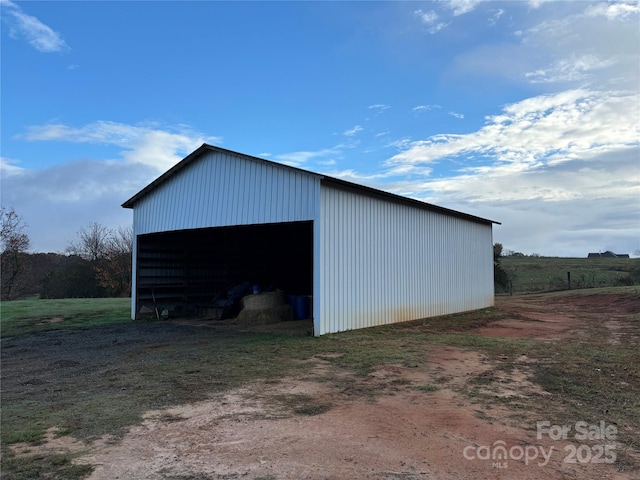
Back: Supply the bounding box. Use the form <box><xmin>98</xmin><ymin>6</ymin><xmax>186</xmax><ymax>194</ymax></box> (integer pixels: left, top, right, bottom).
<box><xmin>135</xmin><ymin>221</ymin><xmax>312</xmax><ymax>314</ymax></box>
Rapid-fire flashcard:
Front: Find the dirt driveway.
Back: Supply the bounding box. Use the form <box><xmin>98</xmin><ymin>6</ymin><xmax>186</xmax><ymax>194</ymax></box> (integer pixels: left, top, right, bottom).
<box><xmin>7</xmin><ymin>293</ymin><xmax>640</xmax><ymax>480</ymax></box>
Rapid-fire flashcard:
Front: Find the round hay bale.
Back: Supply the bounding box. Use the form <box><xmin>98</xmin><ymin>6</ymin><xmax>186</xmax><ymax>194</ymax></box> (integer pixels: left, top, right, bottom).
<box><xmin>241</xmin><ymin>291</ymin><xmax>285</xmax><ymax>310</ymax></box>
<box><xmin>236</xmin><ymin>291</ymin><xmax>292</xmax><ymax>325</ymax></box>
<box><xmin>236</xmin><ymin>304</ymin><xmax>294</xmax><ymax>325</ymax></box>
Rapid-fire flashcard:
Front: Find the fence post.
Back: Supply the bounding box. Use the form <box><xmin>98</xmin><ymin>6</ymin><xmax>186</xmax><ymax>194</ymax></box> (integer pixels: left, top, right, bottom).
<box><xmin>567</xmin><ymin>271</ymin><xmax>571</xmax><ymax>290</ymax></box>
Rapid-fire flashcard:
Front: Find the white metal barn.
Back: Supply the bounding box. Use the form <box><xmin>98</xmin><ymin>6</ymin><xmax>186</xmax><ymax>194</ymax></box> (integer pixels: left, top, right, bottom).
<box><xmin>122</xmin><ymin>144</ymin><xmax>499</xmax><ymax>336</ymax></box>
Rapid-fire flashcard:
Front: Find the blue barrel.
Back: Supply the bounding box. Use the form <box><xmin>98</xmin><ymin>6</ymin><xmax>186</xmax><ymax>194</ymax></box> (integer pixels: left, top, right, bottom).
<box><xmin>292</xmin><ymin>295</ymin><xmax>310</xmax><ymax>320</ymax></box>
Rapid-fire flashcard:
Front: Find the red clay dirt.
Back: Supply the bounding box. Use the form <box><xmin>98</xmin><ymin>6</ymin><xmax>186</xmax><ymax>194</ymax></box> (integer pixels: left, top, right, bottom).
<box><xmin>12</xmin><ymin>294</ymin><xmax>639</xmax><ymax>480</ymax></box>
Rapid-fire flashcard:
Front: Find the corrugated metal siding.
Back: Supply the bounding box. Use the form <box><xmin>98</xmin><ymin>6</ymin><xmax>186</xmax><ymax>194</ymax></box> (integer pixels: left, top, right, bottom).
<box><xmin>133</xmin><ymin>150</ymin><xmax>319</xmax><ymax>235</ymax></box>
<box><xmin>318</xmin><ymin>184</ymin><xmax>494</xmax><ymax>335</ymax></box>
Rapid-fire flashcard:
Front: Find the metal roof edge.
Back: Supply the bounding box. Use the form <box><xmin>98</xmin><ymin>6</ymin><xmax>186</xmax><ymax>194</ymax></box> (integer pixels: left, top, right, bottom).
<box><xmin>122</xmin><ymin>143</ymin><xmax>500</xmax><ymax>226</ymax></box>
<box><xmin>321</xmin><ymin>176</ymin><xmax>501</xmax><ymax>226</ymax></box>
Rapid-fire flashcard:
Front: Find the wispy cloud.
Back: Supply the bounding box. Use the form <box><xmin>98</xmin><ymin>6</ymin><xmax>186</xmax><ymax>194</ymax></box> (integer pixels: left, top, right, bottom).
<box><xmin>585</xmin><ymin>1</ymin><xmax>640</xmax><ymax>20</ymax></box>
<box><xmin>414</xmin><ymin>0</ymin><xmax>483</xmax><ymax>34</ymax></box>
<box><xmin>368</xmin><ymin>104</ymin><xmax>390</xmax><ymax>111</ymax></box>
<box><xmin>5</xmin><ymin>121</ymin><xmax>222</xmax><ymax>251</ymax></box>
<box><xmin>414</xmin><ymin>9</ymin><xmax>448</xmax><ymax>34</ymax></box>
<box><xmin>273</xmin><ymin>146</ymin><xmax>344</xmax><ymax>167</ymax></box>
<box><xmin>448</xmin><ymin>111</ymin><xmax>464</xmax><ymax>119</ymax></box>
<box><xmin>524</xmin><ymin>54</ymin><xmax>617</xmax><ymax>84</ymax></box>
<box><xmin>21</xmin><ymin>121</ymin><xmax>219</xmax><ymax>170</ymax></box>
<box><xmin>1</xmin><ymin>0</ymin><xmax>69</xmax><ymax>52</ymax></box>
<box><xmin>528</xmin><ymin>0</ymin><xmax>553</xmax><ymax>8</ymax></box>
<box><xmin>399</xmin><ymin>141</ymin><xmax>640</xmax><ymax>255</ymax></box>
<box><xmin>520</xmin><ymin>3</ymin><xmax>639</xmax><ymax>89</ymax></box>
<box><xmin>385</xmin><ymin>137</ymin><xmax>412</xmax><ymax>150</ymax></box>
<box><xmin>445</xmin><ymin>0</ymin><xmax>484</xmax><ymax>16</ymax></box>
<box><xmin>387</xmin><ymin>89</ymin><xmax>638</xmax><ymax>171</ymax></box>
<box><xmin>0</xmin><ymin>157</ymin><xmax>25</xmax><ymax>177</ymax></box>
<box><xmin>343</xmin><ymin>125</ymin><xmax>363</xmax><ymax>137</ymax></box>
<box><xmin>413</xmin><ymin>104</ymin><xmax>441</xmax><ymax>113</ymax></box>
<box><xmin>488</xmin><ymin>8</ymin><xmax>504</xmax><ymax>26</ymax></box>
<box><xmin>380</xmin><ymin>87</ymin><xmax>639</xmax><ymax>255</ymax></box>
<box><xmin>447</xmin><ymin>1</ymin><xmax>638</xmax><ymax>93</ymax></box>
<box><xmin>320</xmin><ymin>168</ymin><xmax>390</xmax><ymax>187</ymax></box>
<box><xmin>375</xmin><ymin>86</ymin><xmax>639</xmax><ymax>256</ymax></box>
<box><xmin>367</xmin><ymin>104</ymin><xmax>390</xmax><ymax>120</ymax></box>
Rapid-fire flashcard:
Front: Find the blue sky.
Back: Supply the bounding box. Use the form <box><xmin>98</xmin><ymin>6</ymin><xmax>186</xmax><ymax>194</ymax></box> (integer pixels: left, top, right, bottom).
<box><xmin>2</xmin><ymin>0</ymin><xmax>639</xmax><ymax>256</ymax></box>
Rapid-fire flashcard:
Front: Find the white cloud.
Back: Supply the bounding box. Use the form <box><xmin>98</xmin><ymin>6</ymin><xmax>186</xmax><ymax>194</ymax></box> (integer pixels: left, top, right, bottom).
<box><xmin>524</xmin><ymin>54</ymin><xmax>617</xmax><ymax>84</ymax></box>
<box><xmin>448</xmin><ymin>111</ymin><xmax>464</xmax><ymax>119</ymax></box>
<box><xmin>385</xmin><ymin>137</ymin><xmax>412</xmax><ymax>150</ymax></box>
<box><xmin>414</xmin><ymin>1</ymin><xmax>483</xmax><ymax>34</ymax></box>
<box><xmin>22</xmin><ymin>121</ymin><xmax>218</xmax><ymax>171</ymax></box>
<box><xmin>0</xmin><ymin>157</ymin><xmax>25</xmax><ymax>176</ymax></box>
<box><xmin>528</xmin><ymin>0</ymin><xmax>553</xmax><ymax>8</ymax></box>
<box><xmin>520</xmin><ymin>3</ymin><xmax>639</xmax><ymax>89</ymax></box>
<box><xmin>343</xmin><ymin>125</ymin><xmax>363</xmax><ymax>137</ymax></box>
<box><xmin>374</xmin><ymin>86</ymin><xmax>639</xmax><ymax>256</ymax></box>
<box><xmin>406</xmin><ymin>147</ymin><xmax>638</xmax><ymax>202</ymax></box>
<box><xmin>367</xmin><ymin>104</ymin><xmax>390</xmax><ymax>118</ymax></box>
<box><xmin>316</xmin><ymin>159</ymin><xmax>336</xmax><ymax>166</ymax></box>
<box><xmin>448</xmin><ymin>1</ymin><xmax>639</xmax><ymax>92</ymax></box>
<box><xmin>388</xmin><ymin>89</ymin><xmax>638</xmax><ymax>170</ymax></box>
<box><xmin>413</xmin><ymin>104</ymin><xmax>441</xmax><ymax>113</ymax></box>
<box><xmin>273</xmin><ymin>146</ymin><xmax>344</xmax><ymax>167</ymax></box>
<box><xmin>414</xmin><ymin>9</ymin><xmax>449</xmax><ymax>34</ymax></box>
<box><xmin>1</xmin><ymin>0</ymin><xmax>69</xmax><ymax>52</ymax></box>
<box><xmin>4</xmin><ymin>121</ymin><xmax>221</xmax><ymax>251</ymax></box>
<box><xmin>488</xmin><ymin>8</ymin><xmax>504</xmax><ymax>26</ymax></box>
<box><xmin>368</xmin><ymin>104</ymin><xmax>390</xmax><ymax>111</ymax></box>
<box><xmin>445</xmin><ymin>0</ymin><xmax>484</xmax><ymax>16</ymax></box>
<box><xmin>415</xmin><ymin>9</ymin><xmax>438</xmax><ymax>24</ymax></box>
<box><xmin>585</xmin><ymin>1</ymin><xmax>640</xmax><ymax>20</ymax></box>
<box><xmin>319</xmin><ymin>168</ymin><xmax>391</xmax><ymax>187</ymax></box>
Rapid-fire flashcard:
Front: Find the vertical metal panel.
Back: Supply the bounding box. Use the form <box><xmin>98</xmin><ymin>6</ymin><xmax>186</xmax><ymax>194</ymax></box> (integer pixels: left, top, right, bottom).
<box><xmin>133</xmin><ymin>150</ymin><xmax>319</xmax><ymax>235</ymax></box>
<box><xmin>318</xmin><ymin>184</ymin><xmax>494</xmax><ymax>335</ymax></box>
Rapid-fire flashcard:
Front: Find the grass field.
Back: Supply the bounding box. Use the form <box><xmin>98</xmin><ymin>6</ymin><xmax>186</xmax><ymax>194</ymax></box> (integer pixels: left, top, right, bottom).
<box><xmin>0</xmin><ymin>297</ymin><xmax>131</xmax><ymax>337</ymax></box>
<box><xmin>499</xmin><ymin>255</ymin><xmax>639</xmax><ymax>294</ymax></box>
<box><xmin>1</xmin><ymin>288</ymin><xmax>639</xmax><ymax>478</ymax></box>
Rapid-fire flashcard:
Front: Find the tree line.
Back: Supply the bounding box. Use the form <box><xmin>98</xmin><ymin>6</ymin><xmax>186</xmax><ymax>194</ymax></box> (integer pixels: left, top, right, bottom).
<box><xmin>2</xmin><ymin>206</ymin><xmax>519</xmax><ymax>301</ymax></box>
<box><xmin>1</xmin><ymin>207</ymin><xmax>132</xmax><ymax>300</ymax></box>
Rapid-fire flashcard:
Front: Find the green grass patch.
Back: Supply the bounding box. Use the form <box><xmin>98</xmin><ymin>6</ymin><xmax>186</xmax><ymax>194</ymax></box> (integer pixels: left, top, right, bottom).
<box><xmin>1</xmin><ymin>453</ymin><xmax>94</xmax><ymax>480</ymax></box>
<box><xmin>1</xmin><ymin>297</ymin><xmax>132</xmax><ymax>337</ymax></box>
<box><xmin>530</xmin><ymin>330</ymin><xmax>640</xmax><ymax>448</ymax></box>
<box><xmin>415</xmin><ymin>384</ymin><xmax>439</xmax><ymax>392</ymax></box>
<box><xmin>500</xmin><ymin>256</ymin><xmax>640</xmax><ymax>294</ymax></box>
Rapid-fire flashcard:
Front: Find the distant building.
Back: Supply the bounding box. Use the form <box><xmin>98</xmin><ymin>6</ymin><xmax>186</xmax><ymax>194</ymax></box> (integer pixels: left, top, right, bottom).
<box><xmin>588</xmin><ymin>251</ymin><xmax>630</xmax><ymax>258</ymax></box>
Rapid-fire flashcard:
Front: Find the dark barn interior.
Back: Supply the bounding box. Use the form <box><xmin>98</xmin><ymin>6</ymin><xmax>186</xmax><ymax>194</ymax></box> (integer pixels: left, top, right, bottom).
<box><xmin>135</xmin><ymin>221</ymin><xmax>313</xmax><ymax>317</ymax></box>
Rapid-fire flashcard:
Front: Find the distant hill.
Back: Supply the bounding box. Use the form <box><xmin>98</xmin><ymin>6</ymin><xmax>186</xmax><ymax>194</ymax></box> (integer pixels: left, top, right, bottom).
<box><xmin>498</xmin><ymin>255</ymin><xmax>640</xmax><ymax>294</ymax></box>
